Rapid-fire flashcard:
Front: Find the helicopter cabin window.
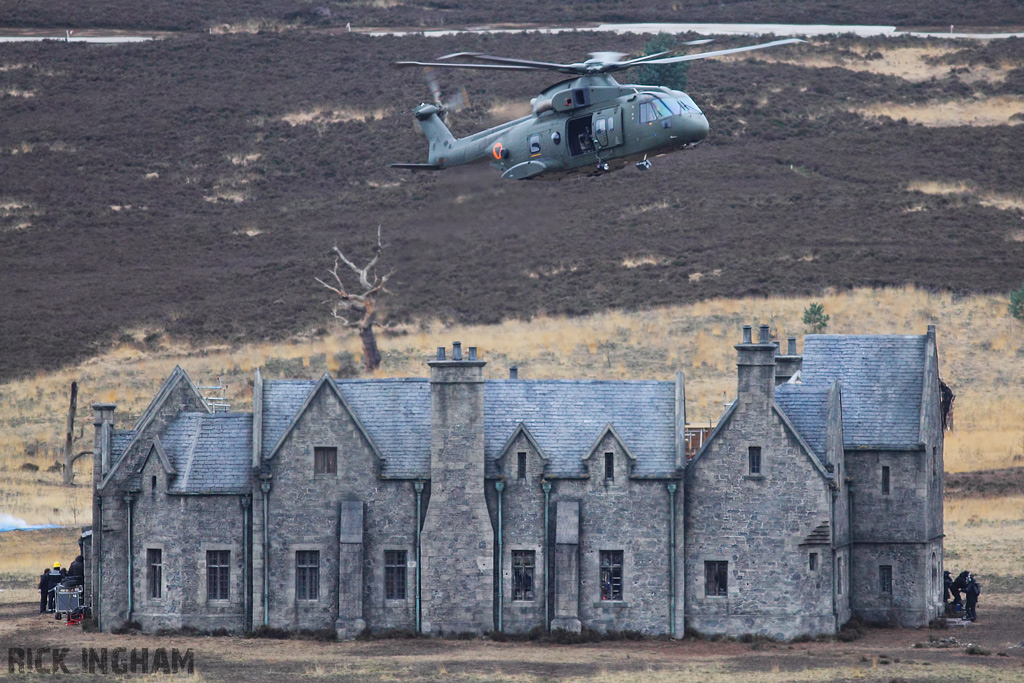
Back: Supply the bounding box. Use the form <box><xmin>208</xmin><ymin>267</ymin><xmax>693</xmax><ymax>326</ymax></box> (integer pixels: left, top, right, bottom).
<box><xmin>529</xmin><ymin>134</ymin><xmax>541</xmax><ymax>156</ymax></box>
<box><xmin>594</xmin><ymin>118</ymin><xmax>606</xmax><ymax>136</ymax></box>
<box><xmin>639</xmin><ymin>101</ymin><xmax>656</xmax><ymax>124</ymax></box>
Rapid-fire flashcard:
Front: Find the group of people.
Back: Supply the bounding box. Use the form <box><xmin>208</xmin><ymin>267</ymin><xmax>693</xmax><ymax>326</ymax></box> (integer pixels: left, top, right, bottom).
<box><xmin>38</xmin><ymin>555</ymin><xmax>84</xmax><ymax>614</ymax></box>
<box><xmin>943</xmin><ymin>569</ymin><xmax>981</xmax><ymax>622</ymax></box>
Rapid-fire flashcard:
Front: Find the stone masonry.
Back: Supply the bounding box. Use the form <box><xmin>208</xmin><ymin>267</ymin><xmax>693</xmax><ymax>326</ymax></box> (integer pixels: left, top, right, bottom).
<box><xmin>90</xmin><ymin>328</ymin><xmax>945</xmax><ymax>639</ymax></box>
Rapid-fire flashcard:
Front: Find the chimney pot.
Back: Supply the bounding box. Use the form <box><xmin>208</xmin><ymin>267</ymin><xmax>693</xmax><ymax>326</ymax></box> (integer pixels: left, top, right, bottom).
<box><xmin>468</xmin><ymin>346</ymin><xmax>477</xmax><ymax>361</ymax></box>
<box><xmin>773</xmin><ymin>341</ymin><xmax>780</xmax><ymax>352</ymax></box>
<box><xmin>436</xmin><ymin>346</ymin><xmax>446</xmax><ymax>361</ymax></box>
<box><xmin>787</xmin><ymin>337</ymin><xmax>797</xmax><ymax>355</ymax></box>
<box><xmin>759</xmin><ymin>325</ymin><xmax>770</xmax><ymax>343</ymax></box>
<box><xmin>509</xmin><ymin>366</ymin><xmax>518</xmax><ymax>380</ymax></box>
<box><xmin>742</xmin><ymin>325</ymin><xmax>752</xmax><ymax>344</ymax></box>
<box><xmin>452</xmin><ymin>341</ymin><xmax>462</xmax><ymax>361</ymax></box>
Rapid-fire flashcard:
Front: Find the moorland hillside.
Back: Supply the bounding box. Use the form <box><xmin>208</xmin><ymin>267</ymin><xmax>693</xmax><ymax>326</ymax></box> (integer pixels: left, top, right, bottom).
<box><xmin>2</xmin><ymin>0</ymin><xmax>1023</xmax><ymax>32</ymax></box>
<box><xmin>0</xmin><ymin>33</ymin><xmax>1022</xmax><ymax>380</ymax></box>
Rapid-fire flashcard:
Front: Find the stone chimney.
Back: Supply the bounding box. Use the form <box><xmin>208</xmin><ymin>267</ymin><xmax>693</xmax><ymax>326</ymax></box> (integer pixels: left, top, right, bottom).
<box><xmin>735</xmin><ymin>325</ymin><xmax>776</xmax><ymax>408</ymax></box>
<box><xmin>421</xmin><ymin>342</ymin><xmax>494</xmax><ymax>634</ymax></box>
<box><xmin>92</xmin><ymin>403</ymin><xmax>116</xmax><ymax>476</ymax></box>
<box><xmin>774</xmin><ymin>336</ymin><xmax>802</xmax><ymax>385</ymax></box>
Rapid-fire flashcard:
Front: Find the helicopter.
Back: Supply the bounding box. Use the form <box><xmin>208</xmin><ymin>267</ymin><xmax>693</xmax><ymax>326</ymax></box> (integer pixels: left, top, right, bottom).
<box><xmin>391</xmin><ymin>38</ymin><xmax>804</xmax><ymax>180</ymax></box>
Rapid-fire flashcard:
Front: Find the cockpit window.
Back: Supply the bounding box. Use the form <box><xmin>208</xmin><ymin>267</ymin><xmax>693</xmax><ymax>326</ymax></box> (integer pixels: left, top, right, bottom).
<box><xmin>639</xmin><ymin>93</ymin><xmax>675</xmax><ymax>122</ymax></box>
<box><xmin>652</xmin><ymin>99</ymin><xmax>672</xmax><ymax>118</ymax></box>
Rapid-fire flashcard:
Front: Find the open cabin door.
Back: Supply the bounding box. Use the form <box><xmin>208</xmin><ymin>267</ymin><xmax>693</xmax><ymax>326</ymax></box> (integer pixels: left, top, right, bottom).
<box><xmin>592</xmin><ymin>107</ymin><xmax>623</xmax><ymax>149</ymax></box>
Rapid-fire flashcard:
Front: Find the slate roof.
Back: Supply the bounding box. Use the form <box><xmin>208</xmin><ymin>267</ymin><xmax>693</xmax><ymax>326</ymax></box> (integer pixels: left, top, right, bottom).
<box><xmin>261</xmin><ymin>378</ymin><xmax>431</xmax><ymax>478</ymax></box>
<box><xmin>158</xmin><ymin>413</ymin><xmax>252</xmax><ymax>494</ymax></box>
<box><xmin>800</xmin><ymin>335</ymin><xmax>926</xmax><ymax>449</ymax></box>
<box><xmin>259</xmin><ymin>377</ymin><xmax>678</xmax><ymax>479</ymax></box>
<box><xmin>774</xmin><ymin>384</ymin><xmax>830</xmax><ymax>461</ymax></box>
<box><xmin>484</xmin><ymin>380</ymin><xmax>677</xmax><ymax>478</ymax></box>
<box><xmin>110</xmin><ymin>430</ymin><xmax>136</xmax><ymax>465</ymax></box>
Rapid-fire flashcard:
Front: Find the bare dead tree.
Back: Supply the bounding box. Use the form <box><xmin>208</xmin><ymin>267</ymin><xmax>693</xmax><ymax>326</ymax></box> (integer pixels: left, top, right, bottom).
<box><xmin>315</xmin><ymin>225</ymin><xmax>394</xmax><ymax>372</ymax></box>
<box><xmin>62</xmin><ymin>381</ymin><xmax>93</xmax><ymax>486</ymax></box>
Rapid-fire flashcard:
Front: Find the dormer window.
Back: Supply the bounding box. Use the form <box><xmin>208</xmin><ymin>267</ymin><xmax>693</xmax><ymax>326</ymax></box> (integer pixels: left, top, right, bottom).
<box><xmin>604</xmin><ymin>453</ymin><xmax>614</xmax><ymax>481</ymax></box>
<box><xmin>517</xmin><ymin>452</ymin><xmax>527</xmax><ymax>480</ymax></box>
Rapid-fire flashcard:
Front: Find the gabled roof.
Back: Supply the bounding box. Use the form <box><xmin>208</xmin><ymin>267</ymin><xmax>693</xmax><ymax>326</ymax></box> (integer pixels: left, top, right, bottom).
<box><xmin>583</xmin><ymin>423</ymin><xmax>639</xmax><ymax>464</ymax></box>
<box><xmin>110</xmin><ymin>430</ymin><xmax>136</xmax><ymax>466</ymax></box>
<box><xmin>800</xmin><ymin>335</ymin><xmax>927</xmax><ymax>449</ymax></box>
<box><xmin>484</xmin><ymin>380</ymin><xmax>676</xmax><ymax>478</ymax></box>
<box><xmin>494</xmin><ymin>422</ymin><xmax>550</xmax><ymax>463</ymax></box>
<box><xmin>261</xmin><ymin>377</ymin><xmax>427</xmax><ymax>478</ymax></box>
<box><xmin>159</xmin><ymin>412</ymin><xmax>252</xmax><ymax>494</ymax></box>
<box><xmin>774</xmin><ymin>383</ymin><xmax>831</xmax><ymax>461</ymax></box>
<box><xmin>138</xmin><ymin>436</ymin><xmax>176</xmax><ymax>476</ymax></box>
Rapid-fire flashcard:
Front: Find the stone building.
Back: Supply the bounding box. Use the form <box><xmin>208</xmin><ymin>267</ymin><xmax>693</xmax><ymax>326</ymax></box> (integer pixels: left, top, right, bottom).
<box><xmin>89</xmin><ymin>328</ymin><xmax>945</xmax><ymax>639</ymax></box>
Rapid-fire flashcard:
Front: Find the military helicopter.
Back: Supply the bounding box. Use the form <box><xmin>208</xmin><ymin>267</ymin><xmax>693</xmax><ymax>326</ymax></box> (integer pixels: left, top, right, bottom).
<box><xmin>391</xmin><ymin>38</ymin><xmax>803</xmax><ymax>180</ymax></box>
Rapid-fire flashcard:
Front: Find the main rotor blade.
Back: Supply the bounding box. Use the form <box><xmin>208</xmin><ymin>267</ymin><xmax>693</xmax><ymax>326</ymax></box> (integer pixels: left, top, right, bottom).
<box><xmin>443</xmin><ymin>53</ymin><xmax>577</xmax><ymax>71</ymax></box>
<box><xmin>396</xmin><ymin>60</ymin><xmax>541</xmax><ymax>71</ymax></box>
<box><xmin>639</xmin><ymin>38</ymin><xmax>805</xmax><ymax>65</ymax></box>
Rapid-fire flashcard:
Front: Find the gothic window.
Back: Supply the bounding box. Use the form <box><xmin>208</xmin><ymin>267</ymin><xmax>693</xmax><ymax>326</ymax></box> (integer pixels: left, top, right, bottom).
<box><xmin>207</xmin><ymin>550</ymin><xmax>230</xmax><ymax>601</ymax></box>
<box><xmin>147</xmin><ymin>549</ymin><xmax>162</xmax><ymax>599</ymax></box>
<box><xmin>296</xmin><ymin>551</ymin><xmax>320</xmax><ymax>601</ymax></box>
<box><xmin>879</xmin><ymin>565</ymin><xmax>893</xmax><ymax>594</ymax></box>
<box><xmin>314</xmin><ymin>447</ymin><xmax>337</xmax><ymax>475</ymax></box>
<box><xmin>385</xmin><ymin>550</ymin><xmax>406</xmax><ymax>600</ymax></box>
<box><xmin>600</xmin><ymin>551</ymin><xmax>623</xmax><ymax>600</ymax></box>
<box><xmin>517</xmin><ymin>452</ymin><xmax>527</xmax><ymax>480</ymax></box>
<box><xmin>705</xmin><ymin>560</ymin><xmax>728</xmax><ymax>596</ymax></box>
<box><xmin>881</xmin><ymin>465</ymin><xmax>890</xmax><ymax>495</ymax></box>
<box><xmin>604</xmin><ymin>453</ymin><xmax>614</xmax><ymax>481</ymax></box>
<box><xmin>748</xmin><ymin>446</ymin><xmax>762</xmax><ymax>475</ymax></box>
<box><xmin>512</xmin><ymin>550</ymin><xmax>535</xmax><ymax>601</ymax></box>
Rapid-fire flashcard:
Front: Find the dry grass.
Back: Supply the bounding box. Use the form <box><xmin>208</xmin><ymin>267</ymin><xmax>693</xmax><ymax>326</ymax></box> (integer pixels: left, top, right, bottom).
<box><xmin>854</xmin><ymin>96</ymin><xmax>1024</xmax><ymax>127</ymax></box>
<box><xmin>744</xmin><ymin>45</ymin><xmax>1015</xmax><ymax>84</ymax></box>
<box><xmin>906</xmin><ymin>180</ymin><xmax>1024</xmax><ymax>212</ymax></box>
<box><xmin>621</xmin><ymin>255</ymin><xmax>669</xmax><ymax>268</ymax></box>
<box><xmin>281</xmin><ymin>106</ymin><xmax>389</xmax><ymax>126</ymax></box>
<box><xmin>1</xmin><ymin>288</ymin><xmax>1022</xmax><ymax>527</ymax></box>
<box><xmin>945</xmin><ymin>496</ymin><xmax>1024</xmax><ymax>607</ymax></box>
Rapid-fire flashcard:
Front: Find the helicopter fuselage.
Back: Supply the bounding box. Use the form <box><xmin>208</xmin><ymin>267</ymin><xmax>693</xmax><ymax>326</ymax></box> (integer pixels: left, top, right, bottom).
<box><xmin>408</xmin><ymin>75</ymin><xmax>709</xmax><ymax>180</ymax></box>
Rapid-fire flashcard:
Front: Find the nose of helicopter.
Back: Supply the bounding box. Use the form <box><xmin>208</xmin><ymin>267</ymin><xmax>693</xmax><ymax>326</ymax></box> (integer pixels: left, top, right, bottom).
<box><xmin>687</xmin><ymin>112</ymin><xmax>710</xmax><ymax>143</ymax></box>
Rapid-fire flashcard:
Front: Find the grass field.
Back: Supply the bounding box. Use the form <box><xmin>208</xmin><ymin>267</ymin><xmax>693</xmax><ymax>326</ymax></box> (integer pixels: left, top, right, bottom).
<box><xmin>1</xmin><ymin>287</ymin><xmax>1022</xmax><ymax>529</ymax></box>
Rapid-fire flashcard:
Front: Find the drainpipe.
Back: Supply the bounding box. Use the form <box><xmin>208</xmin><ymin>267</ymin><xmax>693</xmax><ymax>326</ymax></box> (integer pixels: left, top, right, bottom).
<box><xmin>241</xmin><ymin>496</ymin><xmax>251</xmax><ymax>630</ymax></box>
<box><xmin>96</xmin><ymin>498</ymin><xmax>102</xmax><ymax>630</ymax></box>
<box><xmin>495</xmin><ymin>480</ymin><xmax>505</xmax><ymax>633</ymax></box>
<box><xmin>667</xmin><ymin>483</ymin><xmax>677</xmax><ymax>638</ymax></box>
<box><xmin>261</xmin><ymin>480</ymin><xmax>271</xmax><ymax>626</ymax></box>
<box><xmin>414</xmin><ymin>480</ymin><xmax>423</xmax><ymax>634</ymax></box>
<box><xmin>542</xmin><ymin>480</ymin><xmax>551</xmax><ymax>632</ymax></box>
<box><xmin>124</xmin><ymin>494</ymin><xmax>134</xmax><ymax>623</ymax></box>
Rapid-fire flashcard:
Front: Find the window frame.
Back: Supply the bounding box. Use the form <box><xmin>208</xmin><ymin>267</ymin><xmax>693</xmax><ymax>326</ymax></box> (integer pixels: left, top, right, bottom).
<box><xmin>295</xmin><ymin>550</ymin><xmax>320</xmax><ymax>601</ymax></box>
<box><xmin>146</xmin><ymin>548</ymin><xmax>163</xmax><ymax>600</ymax></box>
<box><xmin>809</xmin><ymin>552</ymin><xmax>818</xmax><ymax>572</ymax></box>
<box><xmin>600</xmin><ymin>550</ymin><xmax>624</xmax><ymax>601</ymax></box>
<box><xmin>604</xmin><ymin>452</ymin><xmax>614</xmax><ymax>481</ymax></box>
<box><xmin>748</xmin><ymin>446</ymin><xmax>762</xmax><ymax>475</ymax></box>
<box><xmin>314</xmin><ymin>446</ymin><xmax>337</xmax><ymax>475</ymax></box>
<box><xmin>705</xmin><ymin>560</ymin><xmax>728</xmax><ymax>597</ymax></box>
<box><xmin>879</xmin><ymin>564</ymin><xmax>893</xmax><ymax>594</ymax></box>
<box><xmin>206</xmin><ymin>550</ymin><xmax>231</xmax><ymax>602</ymax></box>
<box><xmin>512</xmin><ymin>550</ymin><xmax>536</xmax><ymax>602</ymax></box>
<box><xmin>384</xmin><ymin>550</ymin><xmax>407</xmax><ymax>601</ymax></box>
<box><xmin>881</xmin><ymin>465</ymin><xmax>890</xmax><ymax>495</ymax></box>
<box><xmin>517</xmin><ymin>451</ymin><xmax>527</xmax><ymax>480</ymax></box>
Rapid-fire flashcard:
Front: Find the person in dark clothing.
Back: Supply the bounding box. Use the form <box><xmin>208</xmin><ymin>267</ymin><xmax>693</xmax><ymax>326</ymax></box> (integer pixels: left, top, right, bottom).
<box><xmin>67</xmin><ymin>555</ymin><xmax>85</xmax><ymax>587</ymax></box>
<box><xmin>38</xmin><ymin>568</ymin><xmax>50</xmax><ymax>613</ymax></box>
<box><xmin>44</xmin><ymin>563</ymin><xmax>63</xmax><ymax>612</ymax></box>
<box><xmin>964</xmin><ymin>574</ymin><xmax>981</xmax><ymax>621</ymax></box>
<box><xmin>943</xmin><ymin>570</ymin><xmax>952</xmax><ymax>604</ymax></box>
<box><xmin>950</xmin><ymin>570</ymin><xmax>969</xmax><ymax>611</ymax></box>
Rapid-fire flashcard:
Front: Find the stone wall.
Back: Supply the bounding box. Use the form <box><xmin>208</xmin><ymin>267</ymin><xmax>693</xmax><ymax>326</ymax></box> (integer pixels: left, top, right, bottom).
<box><xmin>261</xmin><ymin>381</ymin><xmax>419</xmax><ymax>633</ymax></box>
<box><xmin>131</xmin><ymin>451</ymin><xmax>247</xmax><ymax>632</ymax></box>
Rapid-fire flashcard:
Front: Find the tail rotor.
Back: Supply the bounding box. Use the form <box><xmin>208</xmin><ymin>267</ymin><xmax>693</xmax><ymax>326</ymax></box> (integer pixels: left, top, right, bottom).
<box><xmin>423</xmin><ymin>67</ymin><xmax>468</xmax><ymax>121</ymax></box>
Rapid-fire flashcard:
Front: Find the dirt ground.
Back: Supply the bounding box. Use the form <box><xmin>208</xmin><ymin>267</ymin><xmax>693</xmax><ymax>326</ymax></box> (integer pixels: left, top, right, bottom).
<box><xmin>0</xmin><ymin>600</ymin><xmax>1022</xmax><ymax>681</ymax></box>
